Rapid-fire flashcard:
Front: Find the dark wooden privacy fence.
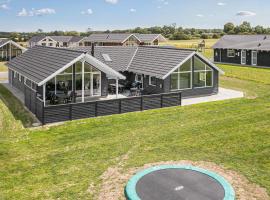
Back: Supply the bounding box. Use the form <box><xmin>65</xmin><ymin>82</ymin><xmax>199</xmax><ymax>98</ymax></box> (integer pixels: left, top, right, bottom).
<box><xmin>35</xmin><ymin>92</ymin><xmax>181</xmax><ymax>125</ymax></box>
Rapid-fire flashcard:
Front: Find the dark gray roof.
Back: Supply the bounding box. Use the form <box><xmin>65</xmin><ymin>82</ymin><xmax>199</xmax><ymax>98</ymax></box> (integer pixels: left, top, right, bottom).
<box><xmin>94</xmin><ymin>46</ymin><xmax>137</xmax><ymax>71</ymax></box>
<box><xmin>68</xmin><ymin>46</ymin><xmax>137</xmax><ymax>71</ymax></box>
<box><xmin>129</xmin><ymin>46</ymin><xmax>195</xmax><ymax>78</ymax></box>
<box><xmin>213</xmin><ymin>35</ymin><xmax>270</xmax><ymax>51</ymax></box>
<box><xmin>84</xmin><ymin>33</ymin><xmax>136</xmax><ymax>43</ymax></box>
<box><xmin>0</xmin><ymin>38</ymin><xmax>10</xmax><ymax>47</ymax></box>
<box><xmin>28</xmin><ymin>35</ymin><xmax>46</xmax><ymax>43</ymax></box>
<box><xmin>7</xmin><ymin>46</ymin><xmax>84</xmax><ymax>84</ymax></box>
<box><xmin>69</xmin><ymin>36</ymin><xmax>84</xmax><ymax>43</ymax></box>
<box><xmin>71</xmin><ymin>46</ymin><xmax>198</xmax><ymax>78</ymax></box>
<box><xmin>135</xmin><ymin>34</ymin><xmax>166</xmax><ymax>43</ymax></box>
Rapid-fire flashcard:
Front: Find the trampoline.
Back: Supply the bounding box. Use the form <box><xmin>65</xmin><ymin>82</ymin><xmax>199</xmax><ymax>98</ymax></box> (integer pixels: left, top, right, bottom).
<box><xmin>125</xmin><ymin>165</ymin><xmax>235</xmax><ymax>200</ymax></box>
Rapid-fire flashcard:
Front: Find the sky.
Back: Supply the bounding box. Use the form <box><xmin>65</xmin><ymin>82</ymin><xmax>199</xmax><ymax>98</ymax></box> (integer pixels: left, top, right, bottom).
<box><xmin>0</xmin><ymin>0</ymin><xmax>269</xmax><ymax>32</ymax></box>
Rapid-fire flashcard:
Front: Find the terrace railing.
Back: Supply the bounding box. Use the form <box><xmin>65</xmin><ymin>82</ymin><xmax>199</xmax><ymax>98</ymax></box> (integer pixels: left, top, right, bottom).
<box><xmin>34</xmin><ymin>92</ymin><xmax>182</xmax><ymax>125</ymax></box>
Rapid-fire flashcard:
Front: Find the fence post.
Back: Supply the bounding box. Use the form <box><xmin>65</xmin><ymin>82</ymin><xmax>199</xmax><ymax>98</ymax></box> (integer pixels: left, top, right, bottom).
<box><xmin>69</xmin><ymin>104</ymin><xmax>72</xmax><ymax>120</ymax></box>
<box><xmin>141</xmin><ymin>96</ymin><xmax>143</xmax><ymax>111</ymax></box>
<box><xmin>179</xmin><ymin>92</ymin><xmax>182</xmax><ymax>106</ymax></box>
<box><xmin>95</xmin><ymin>101</ymin><xmax>98</xmax><ymax>117</ymax></box>
<box><xmin>160</xmin><ymin>94</ymin><xmax>163</xmax><ymax>108</ymax></box>
<box><xmin>119</xmin><ymin>99</ymin><xmax>121</xmax><ymax>114</ymax></box>
<box><xmin>42</xmin><ymin>102</ymin><xmax>45</xmax><ymax>125</ymax></box>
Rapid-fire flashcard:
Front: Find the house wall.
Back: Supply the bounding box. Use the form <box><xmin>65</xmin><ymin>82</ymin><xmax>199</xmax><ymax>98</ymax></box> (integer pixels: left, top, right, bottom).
<box><xmin>164</xmin><ymin>70</ymin><xmax>219</xmax><ymax>98</ymax></box>
<box><xmin>214</xmin><ymin>48</ymin><xmax>270</xmax><ymax>67</ymax></box>
<box><xmin>0</xmin><ymin>43</ymin><xmax>23</xmax><ymax>61</ymax></box>
<box><xmin>128</xmin><ymin>55</ymin><xmax>219</xmax><ymax>98</ymax></box>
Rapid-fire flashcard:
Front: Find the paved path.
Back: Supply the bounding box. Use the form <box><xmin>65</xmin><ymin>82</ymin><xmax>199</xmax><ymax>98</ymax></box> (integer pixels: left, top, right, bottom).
<box><xmin>182</xmin><ymin>87</ymin><xmax>244</xmax><ymax>106</ymax></box>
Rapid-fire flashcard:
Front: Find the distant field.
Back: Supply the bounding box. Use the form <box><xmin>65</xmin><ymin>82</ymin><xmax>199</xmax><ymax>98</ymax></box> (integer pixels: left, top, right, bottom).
<box><xmin>161</xmin><ymin>39</ymin><xmax>218</xmax><ymax>49</ymax></box>
<box><xmin>0</xmin><ymin>62</ymin><xmax>7</xmax><ymax>72</ymax></box>
<box><xmin>160</xmin><ymin>39</ymin><xmax>217</xmax><ymax>59</ymax></box>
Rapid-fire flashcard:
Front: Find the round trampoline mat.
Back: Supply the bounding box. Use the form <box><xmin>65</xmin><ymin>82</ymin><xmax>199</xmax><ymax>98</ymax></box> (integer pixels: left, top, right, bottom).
<box><xmin>125</xmin><ymin>165</ymin><xmax>235</xmax><ymax>200</ymax></box>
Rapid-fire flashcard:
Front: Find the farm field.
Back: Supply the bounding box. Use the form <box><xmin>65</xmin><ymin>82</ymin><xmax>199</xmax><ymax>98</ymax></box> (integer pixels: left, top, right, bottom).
<box><xmin>0</xmin><ymin>64</ymin><xmax>270</xmax><ymax>199</ymax></box>
<box><xmin>160</xmin><ymin>39</ymin><xmax>218</xmax><ymax>59</ymax></box>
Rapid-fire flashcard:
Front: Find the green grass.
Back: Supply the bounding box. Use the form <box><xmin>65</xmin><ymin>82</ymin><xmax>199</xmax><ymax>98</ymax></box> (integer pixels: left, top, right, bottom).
<box><xmin>218</xmin><ymin>64</ymin><xmax>270</xmax><ymax>85</ymax></box>
<box><xmin>0</xmin><ymin>64</ymin><xmax>270</xmax><ymax>199</ymax></box>
<box><xmin>0</xmin><ymin>62</ymin><xmax>8</xmax><ymax>72</ymax></box>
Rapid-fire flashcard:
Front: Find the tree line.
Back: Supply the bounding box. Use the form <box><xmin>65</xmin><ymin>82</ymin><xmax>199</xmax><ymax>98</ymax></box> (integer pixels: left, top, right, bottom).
<box><xmin>1</xmin><ymin>22</ymin><xmax>270</xmax><ymax>42</ymax></box>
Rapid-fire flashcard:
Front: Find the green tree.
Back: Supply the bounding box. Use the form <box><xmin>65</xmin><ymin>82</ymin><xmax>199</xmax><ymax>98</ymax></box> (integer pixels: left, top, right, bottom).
<box><xmin>224</xmin><ymin>22</ymin><xmax>235</xmax><ymax>34</ymax></box>
<box><xmin>254</xmin><ymin>25</ymin><xmax>264</xmax><ymax>34</ymax></box>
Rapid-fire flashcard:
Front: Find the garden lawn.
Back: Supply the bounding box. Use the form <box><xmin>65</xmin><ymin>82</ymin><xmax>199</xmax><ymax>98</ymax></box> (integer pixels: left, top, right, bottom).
<box><xmin>0</xmin><ymin>65</ymin><xmax>270</xmax><ymax>199</ymax></box>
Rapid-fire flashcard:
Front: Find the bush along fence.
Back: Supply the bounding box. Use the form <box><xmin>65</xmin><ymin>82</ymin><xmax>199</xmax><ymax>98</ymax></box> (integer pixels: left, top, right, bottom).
<box><xmin>25</xmin><ymin>88</ymin><xmax>182</xmax><ymax>125</ymax></box>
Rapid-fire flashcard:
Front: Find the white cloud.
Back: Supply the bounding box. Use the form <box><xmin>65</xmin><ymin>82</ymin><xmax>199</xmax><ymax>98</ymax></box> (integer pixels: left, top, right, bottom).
<box><xmin>236</xmin><ymin>11</ymin><xmax>256</xmax><ymax>17</ymax></box>
<box><xmin>17</xmin><ymin>8</ymin><xmax>28</xmax><ymax>16</ymax></box>
<box><xmin>157</xmin><ymin>6</ymin><xmax>162</xmax><ymax>9</ymax></box>
<box><xmin>81</xmin><ymin>8</ymin><xmax>93</xmax><ymax>15</ymax></box>
<box><xmin>129</xmin><ymin>8</ymin><xmax>136</xmax><ymax>13</ymax></box>
<box><xmin>196</xmin><ymin>14</ymin><xmax>204</xmax><ymax>18</ymax></box>
<box><xmin>163</xmin><ymin>1</ymin><xmax>169</xmax><ymax>5</ymax></box>
<box><xmin>0</xmin><ymin>4</ymin><xmax>8</xmax><ymax>9</ymax></box>
<box><xmin>34</xmin><ymin>8</ymin><xmax>55</xmax><ymax>16</ymax></box>
<box><xmin>217</xmin><ymin>2</ymin><xmax>226</xmax><ymax>6</ymax></box>
<box><xmin>105</xmin><ymin>0</ymin><xmax>118</xmax><ymax>4</ymax></box>
<box><xmin>17</xmin><ymin>8</ymin><xmax>56</xmax><ymax>17</ymax></box>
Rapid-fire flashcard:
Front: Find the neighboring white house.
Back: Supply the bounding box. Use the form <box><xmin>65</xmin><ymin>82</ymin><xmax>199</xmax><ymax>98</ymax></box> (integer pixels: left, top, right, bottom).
<box><xmin>28</xmin><ymin>36</ymin><xmax>84</xmax><ymax>48</ymax></box>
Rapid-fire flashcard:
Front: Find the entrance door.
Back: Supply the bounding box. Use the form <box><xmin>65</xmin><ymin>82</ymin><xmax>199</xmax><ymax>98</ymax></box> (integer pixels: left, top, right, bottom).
<box><xmin>241</xmin><ymin>50</ymin><xmax>246</xmax><ymax>65</ymax></box>
<box><xmin>252</xmin><ymin>51</ymin><xmax>257</xmax><ymax>66</ymax></box>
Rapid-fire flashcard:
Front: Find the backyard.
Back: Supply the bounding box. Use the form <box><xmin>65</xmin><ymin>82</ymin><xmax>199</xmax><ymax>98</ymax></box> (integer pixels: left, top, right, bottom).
<box><xmin>0</xmin><ymin>63</ymin><xmax>269</xmax><ymax>199</ymax></box>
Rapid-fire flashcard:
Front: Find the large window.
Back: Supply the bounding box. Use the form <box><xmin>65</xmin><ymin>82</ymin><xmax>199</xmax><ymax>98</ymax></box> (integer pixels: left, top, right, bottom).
<box><xmin>193</xmin><ymin>57</ymin><xmax>213</xmax><ymax>88</ymax></box>
<box><xmin>170</xmin><ymin>59</ymin><xmax>192</xmax><ymax>90</ymax></box>
<box><xmin>170</xmin><ymin>57</ymin><xmax>213</xmax><ymax>90</ymax></box>
<box><xmin>227</xmin><ymin>49</ymin><xmax>235</xmax><ymax>57</ymax></box>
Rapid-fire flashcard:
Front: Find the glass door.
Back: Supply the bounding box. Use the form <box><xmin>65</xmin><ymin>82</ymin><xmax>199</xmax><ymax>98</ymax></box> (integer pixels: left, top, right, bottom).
<box><xmin>241</xmin><ymin>50</ymin><xmax>246</xmax><ymax>65</ymax></box>
<box><xmin>252</xmin><ymin>51</ymin><xmax>257</xmax><ymax>66</ymax></box>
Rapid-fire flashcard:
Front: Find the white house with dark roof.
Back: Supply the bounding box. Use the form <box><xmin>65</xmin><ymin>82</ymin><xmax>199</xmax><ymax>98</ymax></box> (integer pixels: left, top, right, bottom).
<box><xmin>82</xmin><ymin>33</ymin><xmax>166</xmax><ymax>46</ymax></box>
<box><xmin>213</xmin><ymin>35</ymin><xmax>270</xmax><ymax>67</ymax></box>
<box><xmin>0</xmin><ymin>38</ymin><xmax>26</xmax><ymax>61</ymax></box>
<box><xmin>28</xmin><ymin>36</ymin><xmax>84</xmax><ymax>48</ymax></box>
<box><xmin>6</xmin><ymin>45</ymin><xmax>223</xmax><ymax>124</ymax></box>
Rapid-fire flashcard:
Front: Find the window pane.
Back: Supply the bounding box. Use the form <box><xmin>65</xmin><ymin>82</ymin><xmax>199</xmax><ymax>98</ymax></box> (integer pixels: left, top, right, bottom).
<box><xmin>84</xmin><ymin>73</ymin><xmax>91</xmax><ymax>96</ymax></box>
<box><xmin>92</xmin><ymin>66</ymin><xmax>99</xmax><ymax>72</ymax></box>
<box><xmin>46</xmin><ymin>78</ymin><xmax>55</xmax><ymax>93</ymax></box>
<box><xmin>180</xmin><ymin>59</ymin><xmax>191</xmax><ymax>72</ymax></box>
<box><xmin>180</xmin><ymin>72</ymin><xmax>191</xmax><ymax>89</ymax></box>
<box><xmin>56</xmin><ymin>75</ymin><xmax>72</xmax><ymax>92</ymax></box>
<box><xmin>194</xmin><ymin>57</ymin><xmax>206</xmax><ymax>71</ymax></box>
<box><xmin>75</xmin><ymin>74</ymin><xmax>82</xmax><ymax>92</ymax></box>
<box><xmin>194</xmin><ymin>72</ymin><xmax>206</xmax><ymax>88</ymax></box>
<box><xmin>93</xmin><ymin>74</ymin><xmax>101</xmax><ymax>95</ymax></box>
<box><xmin>170</xmin><ymin>73</ymin><xmax>178</xmax><ymax>90</ymax></box>
<box><xmin>62</xmin><ymin>65</ymin><xmax>72</xmax><ymax>74</ymax></box>
<box><xmin>150</xmin><ymin>76</ymin><xmax>156</xmax><ymax>85</ymax></box>
<box><xmin>84</xmin><ymin>62</ymin><xmax>91</xmax><ymax>72</ymax></box>
<box><xmin>75</xmin><ymin>62</ymin><xmax>82</xmax><ymax>73</ymax></box>
<box><xmin>206</xmin><ymin>65</ymin><xmax>212</xmax><ymax>71</ymax></box>
<box><xmin>206</xmin><ymin>71</ymin><xmax>213</xmax><ymax>86</ymax></box>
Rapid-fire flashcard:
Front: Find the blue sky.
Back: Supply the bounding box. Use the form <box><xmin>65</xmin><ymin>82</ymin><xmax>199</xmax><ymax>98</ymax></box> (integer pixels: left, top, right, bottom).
<box><xmin>0</xmin><ymin>0</ymin><xmax>269</xmax><ymax>32</ymax></box>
